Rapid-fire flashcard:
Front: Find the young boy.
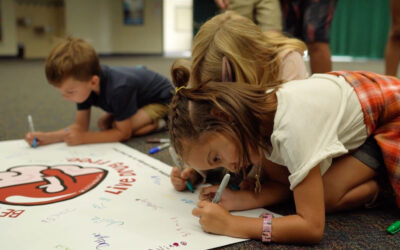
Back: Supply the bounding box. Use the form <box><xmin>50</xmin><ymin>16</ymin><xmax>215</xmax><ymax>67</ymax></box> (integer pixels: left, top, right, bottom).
<box><xmin>25</xmin><ymin>37</ymin><xmax>174</xmax><ymax>147</ymax></box>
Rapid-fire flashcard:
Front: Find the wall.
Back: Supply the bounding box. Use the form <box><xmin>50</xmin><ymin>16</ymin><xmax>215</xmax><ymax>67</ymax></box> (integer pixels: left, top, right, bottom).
<box><xmin>15</xmin><ymin>1</ymin><xmax>65</xmax><ymax>58</ymax></box>
<box><xmin>109</xmin><ymin>0</ymin><xmax>163</xmax><ymax>54</ymax></box>
<box><xmin>65</xmin><ymin>0</ymin><xmax>163</xmax><ymax>55</ymax></box>
<box><xmin>64</xmin><ymin>0</ymin><xmax>112</xmax><ymax>54</ymax></box>
<box><xmin>163</xmin><ymin>0</ymin><xmax>192</xmax><ymax>56</ymax></box>
<box><xmin>2</xmin><ymin>0</ymin><xmax>164</xmax><ymax>58</ymax></box>
<box><xmin>0</xmin><ymin>0</ymin><xmax>17</xmax><ymax>56</ymax></box>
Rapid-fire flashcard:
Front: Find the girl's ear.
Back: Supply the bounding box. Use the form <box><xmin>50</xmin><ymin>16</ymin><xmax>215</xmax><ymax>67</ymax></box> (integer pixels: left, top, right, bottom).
<box><xmin>210</xmin><ymin>108</ymin><xmax>233</xmax><ymax>122</ymax></box>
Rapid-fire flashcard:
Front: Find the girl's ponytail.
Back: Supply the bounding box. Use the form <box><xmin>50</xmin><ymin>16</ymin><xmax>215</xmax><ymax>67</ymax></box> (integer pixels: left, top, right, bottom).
<box><xmin>170</xmin><ymin>59</ymin><xmax>191</xmax><ymax>89</ymax></box>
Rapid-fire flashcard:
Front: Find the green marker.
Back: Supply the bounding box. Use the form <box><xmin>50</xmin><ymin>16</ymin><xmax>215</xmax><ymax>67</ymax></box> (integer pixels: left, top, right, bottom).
<box><xmin>387</xmin><ymin>221</ymin><xmax>400</xmax><ymax>235</ymax></box>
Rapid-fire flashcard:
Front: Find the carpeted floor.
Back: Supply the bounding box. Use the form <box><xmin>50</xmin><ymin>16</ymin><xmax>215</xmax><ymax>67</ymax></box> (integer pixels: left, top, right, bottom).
<box><xmin>0</xmin><ymin>57</ymin><xmax>399</xmax><ymax>249</ymax></box>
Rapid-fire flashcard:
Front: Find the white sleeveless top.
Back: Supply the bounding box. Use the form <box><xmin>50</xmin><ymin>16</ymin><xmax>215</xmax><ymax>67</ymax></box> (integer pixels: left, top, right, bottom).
<box><xmin>265</xmin><ymin>74</ymin><xmax>367</xmax><ymax>190</ymax></box>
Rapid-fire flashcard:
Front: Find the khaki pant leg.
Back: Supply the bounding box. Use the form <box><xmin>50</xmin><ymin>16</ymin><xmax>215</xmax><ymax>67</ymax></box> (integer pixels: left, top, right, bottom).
<box><xmin>228</xmin><ymin>0</ymin><xmax>256</xmax><ymax>22</ymax></box>
<box><xmin>255</xmin><ymin>0</ymin><xmax>282</xmax><ymax>31</ymax></box>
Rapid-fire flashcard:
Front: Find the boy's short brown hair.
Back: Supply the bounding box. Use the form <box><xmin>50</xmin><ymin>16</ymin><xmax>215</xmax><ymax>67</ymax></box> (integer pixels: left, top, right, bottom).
<box><xmin>45</xmin><ymin>37</ymin><xmax>101</xmax><ymax>86</ymax></box>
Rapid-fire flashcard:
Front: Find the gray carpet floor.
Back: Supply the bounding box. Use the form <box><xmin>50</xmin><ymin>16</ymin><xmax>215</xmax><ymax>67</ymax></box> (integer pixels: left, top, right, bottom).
<box><xmin>0</xmin><ymin>57</ymin><xmax>399</xmax><ymax>249</ymax></box>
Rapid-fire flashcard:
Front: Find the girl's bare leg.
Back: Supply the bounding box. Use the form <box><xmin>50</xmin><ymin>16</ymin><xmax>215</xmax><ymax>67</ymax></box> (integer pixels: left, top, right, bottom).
<box><xmin>322</xmin><ymin>155</ymin><xmax>378</xmax><ymax>213</ymax></box>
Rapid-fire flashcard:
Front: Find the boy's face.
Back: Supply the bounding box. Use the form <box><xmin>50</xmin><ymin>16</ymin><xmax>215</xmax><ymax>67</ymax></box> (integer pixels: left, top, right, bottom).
<box><xmin>182</xmin><ymin>132</ymin><xmax>258</xmax><ymax>173</ymax></box>
<box><xmin>56</xmin><ymin>76</ymin><xmax>99</xmax><ymax>103</ymax></box>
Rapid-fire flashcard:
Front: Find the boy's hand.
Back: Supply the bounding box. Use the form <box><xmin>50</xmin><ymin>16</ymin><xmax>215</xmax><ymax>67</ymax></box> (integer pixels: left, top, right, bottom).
<box><xmin>65</xmin><ymin>128</ymin><xmax>86</xmax><ymax>146</ymax></box>
<box><xmin>192</xmin><ymin>200</ymin><xmax>233</xmax><ymax>235</ymax></box>
<box><xmin>170</xmin><ymin>167</ymin><xmax>198</xmax><ymax>191</ymax></box>
<box><xmin>25</xmin><ymin>131</ymin><xmax>52</xmax><ymax>147</ymax></box>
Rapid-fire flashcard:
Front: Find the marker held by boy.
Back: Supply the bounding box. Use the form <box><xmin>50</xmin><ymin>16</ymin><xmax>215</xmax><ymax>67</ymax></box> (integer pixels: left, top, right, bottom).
<box><xmin>169</xmin><ymin>146</ymin><xmax>194</xmax><ymax>193</ymax></box>
<box><xmin>149</xmin><ymin>142</ymin><xmax>170</xmax><ymax>154</ymax></box>
<box><xmin>27</xmin><ymin>115</ymin><xmax>37</xmax><ymax>148</ymax></box>
<box><xmin>212</xmin><ymin>173</ymin><xmax>231</xmax><ymax>203</ymax></box>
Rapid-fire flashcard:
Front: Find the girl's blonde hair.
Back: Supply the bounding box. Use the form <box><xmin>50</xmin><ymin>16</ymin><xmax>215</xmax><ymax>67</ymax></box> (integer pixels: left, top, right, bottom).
<box><xmin>169</xmin><ymin>64</ymin><xmax>278</xmax><ymax>169</ymax></box>
<box><xmin>188</xmin><ymin>11</ymin><xmax>306</xmax><ymax>88</ymax></box>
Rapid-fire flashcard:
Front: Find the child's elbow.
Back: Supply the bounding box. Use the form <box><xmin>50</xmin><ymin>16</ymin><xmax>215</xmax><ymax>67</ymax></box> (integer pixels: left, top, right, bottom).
<box><xmin>121</xmin><ymin>133</ymin><xmax>132</xmax><ymax>141</ymax></box>
<box><xmin>118</xmin><ymin>130</ymin><xmax>132</xmax><ymax>141</ymax></box>
<box><xmin>305</xmin><ymin>223</ymin><xmax>325</xmax><ymax>244</ymax></box>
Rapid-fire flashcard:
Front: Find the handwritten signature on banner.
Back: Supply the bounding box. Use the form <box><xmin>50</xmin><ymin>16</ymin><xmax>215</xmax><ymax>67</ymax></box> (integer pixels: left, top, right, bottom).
<box><xmin>93</xmin><ymin>197</ymin><xmax>112</xmax><ymax>209</ymax></box>
<box><xmin>151</xmin><ymin>175</ymin><xmax>161</xmax><ymax>185</ymax></box>
<box><xmin>135</xmin><ymin>198</ymin><xmax>163</xmax><ymax>210</ymax></box>
<box><xmin>170</xmin><ymin>217</ymin><xmax>191</xmax><ymax>238</ymax></box>
<box><xmin>41</xmin><ymin>208</ymin><xmax>77</xmax><ymax>223</ymax></box>
<box><xmin>91</xmin><ymin>216</ymin><xmax>125</xmax><ymax>227</ymax></box>
<box><xmin>93</xmin><ymin>233</ymin><xmax>110</xmax><ymax>250</ymax></box>
<box><xmin>148</xmin><ymin>241</ymin><xmax>188</xmax><ymax>250</ymax></box>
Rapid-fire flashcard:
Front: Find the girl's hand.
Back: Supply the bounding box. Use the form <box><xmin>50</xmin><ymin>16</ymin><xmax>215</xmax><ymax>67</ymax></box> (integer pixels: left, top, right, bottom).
<box><xmin>199</xmin><ymin>185</ymin><xmax>239</xmax><ymax>211</ymax></box>
<box><xmin>25</xmin><ymin>131</ymin><xmax>52</xmax><ymax>147</ymax></box>
<box><xmin>192</xmin><ymin>200</ymin><xmax>233</xmax><ymax>235</ymax></box>
<box><xmin>170</xmin><ymin>167</ymin><xmax>198</xmax><ymax>191</ymax></box>
<box><xmin>64</xmin><ymin>128</ymin><xmax>86</xmax><ymax>146</ymax></box>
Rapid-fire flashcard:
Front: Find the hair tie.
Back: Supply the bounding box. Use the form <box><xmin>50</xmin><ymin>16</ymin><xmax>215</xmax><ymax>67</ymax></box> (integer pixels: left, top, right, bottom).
<box><xmin>175</xmin><ymin>86</ymin><xmax>185</xmax><ymax>94</ymax></box>
<box><xmin>221</xmin><ymin>56</ymin><xmax>233</xmax><ymax>82</ymax></box>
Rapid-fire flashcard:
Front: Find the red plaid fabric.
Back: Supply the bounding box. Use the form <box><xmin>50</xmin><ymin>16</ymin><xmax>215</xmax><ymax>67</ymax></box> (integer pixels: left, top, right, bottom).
<box><xmin>328</xmin><ymin>71</ymin><xmax>400</xmax><ymax>207</ymax></box>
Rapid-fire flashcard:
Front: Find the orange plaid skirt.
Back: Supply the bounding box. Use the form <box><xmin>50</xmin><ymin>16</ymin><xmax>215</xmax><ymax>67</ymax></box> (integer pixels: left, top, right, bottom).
<box><xmin>328</xmin><ymin>71</ymin><xmax>400</xmax><ymax>207</ymax></box>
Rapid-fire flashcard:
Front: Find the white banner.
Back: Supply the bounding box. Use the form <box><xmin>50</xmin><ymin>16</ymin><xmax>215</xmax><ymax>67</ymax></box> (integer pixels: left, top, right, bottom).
<box><xmin>0</xmin><ymin>140</ymin><xmax>278</xmax><ymax>250</ymax></box>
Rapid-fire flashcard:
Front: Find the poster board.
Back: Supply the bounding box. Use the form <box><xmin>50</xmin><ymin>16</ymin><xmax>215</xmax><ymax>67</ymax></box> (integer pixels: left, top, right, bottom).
<box><xmin>0</xmin><ymin>140</ymin><xmax>279</xmax><ymax>250</ymax></box>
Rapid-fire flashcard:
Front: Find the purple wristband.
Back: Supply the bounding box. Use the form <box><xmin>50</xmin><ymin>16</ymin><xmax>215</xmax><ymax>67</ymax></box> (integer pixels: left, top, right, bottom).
<box><xmin>261</xmin><ymin>213</ymin><xmax>272</xmax><ymax>242</ymax></box>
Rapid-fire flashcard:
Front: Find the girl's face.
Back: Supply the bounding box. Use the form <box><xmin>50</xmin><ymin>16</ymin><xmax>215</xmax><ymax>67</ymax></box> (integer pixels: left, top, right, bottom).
<box><xmin>183</xmin><ymin>132</ymin><xmax>260</xmax><ymax>173</ymax></box>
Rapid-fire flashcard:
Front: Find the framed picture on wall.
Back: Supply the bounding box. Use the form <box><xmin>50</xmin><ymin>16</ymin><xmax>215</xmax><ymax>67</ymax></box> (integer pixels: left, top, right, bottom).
<box><xmin>123</xmin><ymin>0</ymin><xmax>144</xmax><ymax>25</ymax></box>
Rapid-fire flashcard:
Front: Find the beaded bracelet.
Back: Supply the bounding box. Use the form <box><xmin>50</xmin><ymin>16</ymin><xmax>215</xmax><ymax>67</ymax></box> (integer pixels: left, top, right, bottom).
<box><xmin>261</xmin><ymin>213</ymin><xmax>272</xmax><ymax>242</ymax></box>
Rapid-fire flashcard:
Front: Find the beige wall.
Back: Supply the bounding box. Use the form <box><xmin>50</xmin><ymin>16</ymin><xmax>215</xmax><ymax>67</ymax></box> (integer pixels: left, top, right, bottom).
<box><xmin>15</xmin><ymin>2</ymin><xmax>65</xmax><ymax>58</ymax></box>
<box><xmin>65</xmin><ymin>0</ymin><xmax>163</xmax><ymax>55</ymax></box>
<box><xmin>0</xmin><ymin>0</ymin><xmax>18</xmax><ymax>56</ymax></box>
<box><xmin>109</xmin><ymin>0</ymin><xmax>163</xmax><ymax>54</ymax></box>
<box><xmin>64</xmin><ymin>0</ymin><xmax>113</xmax><ymax>54</ymax></box>
<box><xmin>0</xmin><ymin>0</ymin><xmax>163</xmax><ymax>58</ymax></box>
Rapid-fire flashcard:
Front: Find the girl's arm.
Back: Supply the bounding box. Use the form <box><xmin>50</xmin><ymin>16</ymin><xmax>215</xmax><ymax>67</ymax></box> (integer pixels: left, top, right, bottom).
<box><xmin>199</xmin><ymin>180</ymin><xmax>291</xmax><ymax>211</ymax></box>
<box><xmin>193</xmin><ymin>165</ymin><xmax>326</xmax><ymax>244</ymax></box>
<box><xmin>200</xmin><ymin>157</ymin><xmax>291</xmax><ymax>211</ymax></box>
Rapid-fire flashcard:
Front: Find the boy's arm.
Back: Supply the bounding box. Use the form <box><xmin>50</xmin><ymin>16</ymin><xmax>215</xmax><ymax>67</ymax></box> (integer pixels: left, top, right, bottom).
<box><xmin>65</xmin><ymin>117</ymin><xmax>132</xmax><ymax>145</ymax></box>
<box><xmin>25</xmin><ymin>109</ymin><xmax>91</xmax><ymax>147</ymax></box>
<box><xmin>72</xmin><ymin>109</ymin><xmax>91</xmax><ymax>131</ymax></box>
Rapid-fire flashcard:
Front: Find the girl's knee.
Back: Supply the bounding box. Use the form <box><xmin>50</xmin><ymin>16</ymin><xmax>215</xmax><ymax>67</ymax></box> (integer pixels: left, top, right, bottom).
<box><xmin>325</xmin><ymin>180</ymin><xmax>379</xmax><ymax>213</ymax></box>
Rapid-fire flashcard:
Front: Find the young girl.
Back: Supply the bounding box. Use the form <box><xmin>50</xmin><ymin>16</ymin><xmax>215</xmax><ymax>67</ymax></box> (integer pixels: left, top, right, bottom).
<box><xmin>168</xmin><ymin>66</ymin><xmax>400</xmax><ymax>243</ymax></box>
<box><xmin>170</xmin><ymin>10</ymin><xmax>308</xmax><ymax>190</ymax></box>
<box><xmin>190</xmin><ymin>10</ymin><xmax>308</xmax><ymax>87</ymax></box>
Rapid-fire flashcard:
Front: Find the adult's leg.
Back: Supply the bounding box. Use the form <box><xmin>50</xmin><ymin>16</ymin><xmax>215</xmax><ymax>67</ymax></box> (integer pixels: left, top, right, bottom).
<box><xmin>385</xmin><ymin>0</ymin><xmax>400</xmax><ymax>77</ymax></box>
<box><xmin>302</xmin><ymin>0</ymin><xmax>337</xmax><ymax>73</ymax></box>
<box><xmin>323</xmin><ymin>155</ymin><xmax>378</xmax><ymax>213</ymax></box>
<box><xmin>307</xmin><ymin>42</ymin><xmax>332</xmax><ymax>73</ymax></box>
<box><xmin>228</xmin><ymin>0</ymin><xmax>256</xmax><ymax>22</ymax></box>
<box><xmin>255</xmin><ymin>0</ymin><xmax>282</xmax><ymax>32</ymax></box>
